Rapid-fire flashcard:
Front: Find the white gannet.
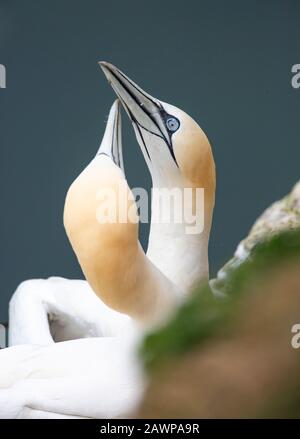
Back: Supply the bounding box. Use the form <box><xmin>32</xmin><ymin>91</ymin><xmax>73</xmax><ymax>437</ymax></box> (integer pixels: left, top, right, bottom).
<box><xmin>0</xmin><ymin>65</ymin><xmax>216</xmax><ymax>418</ymax></box>
<box><xmin>9</xmin><ymin>65</ymin><xmax>215</xmax><ymax>344</ymax></box>
<box><xmin>99</xmin><ymin>62</ymin><xmax>215</xmax><ymax>293</ymax></box>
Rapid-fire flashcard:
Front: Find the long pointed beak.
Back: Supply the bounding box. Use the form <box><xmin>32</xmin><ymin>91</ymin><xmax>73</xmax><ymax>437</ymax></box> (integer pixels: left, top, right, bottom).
<box><xmin>99</xmin><ymin>62</ymin><xmax>173</xmax><ymax>159</ymax></box>
<box><xmin>96</xmin><ymin>99</ymin><xmax>124</xmax><ymax>171</ymax></box>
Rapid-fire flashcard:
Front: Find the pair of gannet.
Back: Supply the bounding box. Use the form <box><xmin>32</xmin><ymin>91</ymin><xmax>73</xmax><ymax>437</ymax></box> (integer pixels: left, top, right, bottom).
<box><xmin>9</xmin><ymin>63</ymin><xmax>215</xmax><ymax>346</ymax></box>
<box><xmin>0</xmin><ymin>63</ymin><xmax>215</xmax><ymax>418</ymax></box>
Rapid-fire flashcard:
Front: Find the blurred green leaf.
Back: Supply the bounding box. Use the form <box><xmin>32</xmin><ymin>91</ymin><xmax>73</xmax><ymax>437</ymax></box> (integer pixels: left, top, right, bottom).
<box><xmin>141</xmin><ymin>228</ymin><xmax>300</xmax><ymax>372</ymax></box>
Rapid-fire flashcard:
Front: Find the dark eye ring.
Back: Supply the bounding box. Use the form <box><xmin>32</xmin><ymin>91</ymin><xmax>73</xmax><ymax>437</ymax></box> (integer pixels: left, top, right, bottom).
<box><xmin>166</xmin><ymin>117</ymin><xmax>180</xmax><ymax>132</ymax></box>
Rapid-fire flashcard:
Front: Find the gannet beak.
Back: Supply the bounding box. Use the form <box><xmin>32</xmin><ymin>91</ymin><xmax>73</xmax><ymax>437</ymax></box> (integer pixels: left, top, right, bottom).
<box><xmin>99</xmin><ymin>62</ymin><xmax>177</xmax><ymax>164</ymax></box>
<box><xmin>96</xmin><ymin>99</ymin><xmax>124</xmax><ymax>171</ymax></box>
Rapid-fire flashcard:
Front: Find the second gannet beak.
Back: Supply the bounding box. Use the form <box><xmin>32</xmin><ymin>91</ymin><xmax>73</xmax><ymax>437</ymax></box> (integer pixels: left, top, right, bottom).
<box><xmin>96</xmin><ymin>99</ymin><xmax>124</xmax><ymax>171</ymax></box>
<box><xmin>99</xmin><ymin>61</ymin><xmax>179</xmax><ymax>166</ymax></box>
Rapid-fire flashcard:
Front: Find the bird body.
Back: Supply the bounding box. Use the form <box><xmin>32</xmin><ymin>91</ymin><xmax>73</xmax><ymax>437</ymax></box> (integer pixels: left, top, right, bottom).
<box><xmin>0</xmin><ymin>334</ymin><xmax>143</xmax><ymax>419</ymax></box>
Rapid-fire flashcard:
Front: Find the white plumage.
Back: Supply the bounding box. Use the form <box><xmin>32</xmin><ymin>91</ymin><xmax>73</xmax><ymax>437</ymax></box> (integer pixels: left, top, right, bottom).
<box><xmin>0</xmin><ymin>335</ymin><xmax>143</xmax><ymax>419</ymax></box>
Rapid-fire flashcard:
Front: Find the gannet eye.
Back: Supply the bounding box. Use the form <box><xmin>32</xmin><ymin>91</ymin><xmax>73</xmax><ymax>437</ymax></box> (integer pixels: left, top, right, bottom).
<box><xmin>166</xmin><ymin>117</ymin><xmax>180</xmax><ymax>132</ymax></box>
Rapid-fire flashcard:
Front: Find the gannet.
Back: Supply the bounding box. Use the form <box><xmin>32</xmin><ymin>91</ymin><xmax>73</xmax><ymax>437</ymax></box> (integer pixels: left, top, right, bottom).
<box><xmin>0</xmin><ymin>64</ymin><xmax>216</xmax><ymax>418</ymax></box>
<box><xmin>99</xmin><ymin>62</ymin><xmax>215</xmax><ymax>293</ymax></box>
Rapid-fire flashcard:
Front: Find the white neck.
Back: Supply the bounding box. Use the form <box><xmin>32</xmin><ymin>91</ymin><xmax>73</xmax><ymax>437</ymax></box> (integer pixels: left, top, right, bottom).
<box><xmin>147</xmin><ymin>219</ymin><xmax>210</xmax><ymax>294</ymax></box>
<box><xmin>146</xmin><ymin>174</ymin><xmax>212</xmax><ymax>294</ymax></box>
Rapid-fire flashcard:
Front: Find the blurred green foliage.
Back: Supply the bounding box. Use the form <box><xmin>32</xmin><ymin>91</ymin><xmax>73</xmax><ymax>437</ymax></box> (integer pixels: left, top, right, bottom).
<box><xmin>141</xmin><ymin>228</ymin><xmax>300</xmax><ymax>372</ymax></box>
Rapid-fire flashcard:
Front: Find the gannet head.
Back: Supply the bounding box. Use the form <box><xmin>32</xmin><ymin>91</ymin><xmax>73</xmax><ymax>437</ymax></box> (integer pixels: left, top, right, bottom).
<box><xmin>99</xmin><ymin>62</ymin><xmax>215</xmax><ymax>197</ymax></box>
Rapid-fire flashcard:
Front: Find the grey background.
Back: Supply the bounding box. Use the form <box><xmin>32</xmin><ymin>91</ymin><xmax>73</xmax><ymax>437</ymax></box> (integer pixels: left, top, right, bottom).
<box><xmin>0</xmin><ymin>0</ymin><xmax>299</xmax><ymax>322</ymax></box>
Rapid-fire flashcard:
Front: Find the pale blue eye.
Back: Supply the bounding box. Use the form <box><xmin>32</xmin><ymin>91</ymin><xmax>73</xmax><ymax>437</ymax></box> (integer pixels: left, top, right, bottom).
<box><xmin>166</xmin><ymin>117</ymin><xmax>180</xmax><ymax>132</ymax></box>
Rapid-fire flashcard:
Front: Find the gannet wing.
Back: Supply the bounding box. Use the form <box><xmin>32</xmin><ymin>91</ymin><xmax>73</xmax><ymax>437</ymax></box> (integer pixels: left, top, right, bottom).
<box><xmin>0</xmin><ymin>336</ymin><xmax>143</xmax><ymax>419</ymax></box>
<box><xmin>9</xmin><ymin>277</ymin><xmax>132</xmax><ymax>346</ymax></box>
